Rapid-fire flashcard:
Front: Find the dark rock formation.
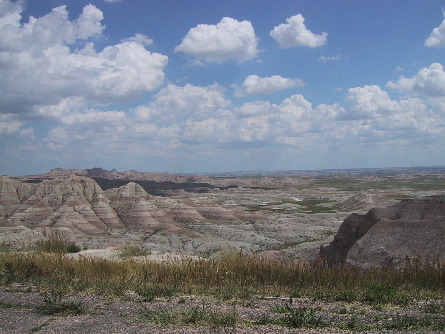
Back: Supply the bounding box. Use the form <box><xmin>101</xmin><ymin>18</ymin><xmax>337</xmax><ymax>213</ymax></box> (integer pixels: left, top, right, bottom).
<box><xmin>319</xmin><ymin>195</ymin><xmax>445</xmax><ymax>268</ymax></box>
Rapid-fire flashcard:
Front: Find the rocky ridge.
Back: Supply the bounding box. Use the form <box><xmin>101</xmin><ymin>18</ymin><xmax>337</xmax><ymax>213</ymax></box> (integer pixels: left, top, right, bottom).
<box><xmin>319</xmin><ymin>195</ymin><xmax>445</xmax><ymax>268</ymax></box>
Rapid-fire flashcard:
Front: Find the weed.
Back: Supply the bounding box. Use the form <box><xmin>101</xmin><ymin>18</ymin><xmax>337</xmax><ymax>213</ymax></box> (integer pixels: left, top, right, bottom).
<box><xmin>208</xmin><ymin>305</ymin><xmax>238</xmax><ymax>328</ymax></box>
<box><xmin>384</xmin><ymin>313</ymin><xmax>445</xmax><ymax>331</ymax></box>
<box><xmin>331</xmin><ymin>289</ymin><xmax>359</xmax><ymax>302</ymax></box>
<box><xmin>0</xmin><ymin>301</ymin><xmax>19</xmax><ymax>308</ymax></box>
<box><xmin>181</xmin><ymin>303</ymin><xmax>207</xmax><ymax>325</ymax></box>
<box><xmin>279</xmin><ymin>298</ymin><xmax>325</xmax><ymax>328</ymax></box>
<box><xmin>136</xmin><ymin>283</ymin><xmax>178</xmax><ymax>302</ymax></box>
<box><xmin>1</xmin><ymin>262</ymin><xmax>15</xmax><ymax>284</ymax></box>
<box><xmin>139</xmin><ymin>307</ymin><xmax>175</xmax><ymax>325</ymax></box>
<box><xmin>37</xmin><ymin>290</ymin><xmax>85</xmax><ymax>316</ymax></box>
<box><xmin>271</xmin><ymin>305</ymin><xmax>288</xmax><ymax>314</ymax></box>
<box><xmin>140</xmin><ymin>301</ymin><xmax>238</xmax><ymax>328</ymax></box>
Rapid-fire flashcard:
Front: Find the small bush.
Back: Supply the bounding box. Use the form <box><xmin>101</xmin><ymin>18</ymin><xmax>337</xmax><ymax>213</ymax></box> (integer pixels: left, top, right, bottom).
<box><xmin>66</xmin><ymin>244</ymin><xmax>81</xmax><ymax>253</ymax></box>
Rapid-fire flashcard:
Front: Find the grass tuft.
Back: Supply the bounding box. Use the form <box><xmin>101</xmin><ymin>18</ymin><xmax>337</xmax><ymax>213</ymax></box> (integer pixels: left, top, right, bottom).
<box><xmin>37</xmin><ymin>291</ymin><xmax>85</xmax><ymax>316</ymax></box>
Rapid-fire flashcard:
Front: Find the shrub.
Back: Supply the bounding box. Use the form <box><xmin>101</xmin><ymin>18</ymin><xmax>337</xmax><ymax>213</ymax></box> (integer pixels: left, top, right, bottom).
<box><xmin>66</xmin><ymin>244</ymin><xmax>81</xmax><ymax>253</ymax></box>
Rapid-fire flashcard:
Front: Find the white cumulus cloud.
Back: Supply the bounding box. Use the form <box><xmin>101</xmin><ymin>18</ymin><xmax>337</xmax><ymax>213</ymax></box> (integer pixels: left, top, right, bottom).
<box><xmin>270</xmin><ymin>14</ymin><xmax>327</xmax><ymax>48</ymax></box>
<box><xmin>425</xmin><ymin>10</ymin><xmax>445</xmax><ymax>47</ymax></box>
<box><xmin>0</xmin><ymin>2</ymin><xmax>168</xmax><ymax>115</ymax></box>
<box><xmin>233</xmin><ymin>75</ymin><xmax>304</xmax><ymax>97</ymax></box>
<box><xmin>344</xmin><ymin>85</ymin><xmax>401</xmax><ymax>119</ymax></box>
<box><xmin>122</xmin><ymin>33</ymin><xmax>153</xmax><ymax>46</ymax></box>
<box><xmin>387</xmin><ymin>63</ymin><xmax>445</xmax><ymax>97</ymax></box>
<box><xmin>175</xmin><ymin>17</ymin><xmax>259</xmax><ymax>63</ymax></box>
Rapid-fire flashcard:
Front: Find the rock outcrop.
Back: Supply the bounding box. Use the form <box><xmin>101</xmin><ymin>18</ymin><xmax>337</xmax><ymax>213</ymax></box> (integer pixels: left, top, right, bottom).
<box><xmin>0</xmin><ymin>175</ymin><xmax>246</xmax><ymax>251</ymax></box>
<box><xmin>319</xmin><ymin>195</ymin><xmax>445</xmax><ymax>268</ymax></box>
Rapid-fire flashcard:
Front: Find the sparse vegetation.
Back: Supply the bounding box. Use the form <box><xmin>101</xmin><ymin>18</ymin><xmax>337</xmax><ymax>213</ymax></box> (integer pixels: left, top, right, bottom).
<box><xmin>34</xmin><ymin>236</ymin><xmax>81</xmax><ymax>254</ymax></box>
<box><xmin>35</xmin><ymin>236</ymin><xmax>69</xmax><ymax>254</ymax></box>
<box><xmin>1</xmin><ymin>251</ymin><xmax>445</xmax><ymax>301</ymax></box>
<box><xmin>139</xmin><ymin>301</ymin><xmax>238</xmax><ymax>328</ymax></box>
<box><xmin>1</xmin><ymin>251</ymin><xmax>445</xmax><ymax>330</ymax></box>
<box><xmin>280</xmin><ymin>299</ymin><xmax>325</xmax><ymax>328</ymax></box>
<box><xmin>37</xmin><ymin>291</ymin><xmax>85</xmax><ymax>316</ymax></box>
<box><xmin>119</xmin><ymin>243</ymin><xmax>148</xmax><ymax>257</ymax></box>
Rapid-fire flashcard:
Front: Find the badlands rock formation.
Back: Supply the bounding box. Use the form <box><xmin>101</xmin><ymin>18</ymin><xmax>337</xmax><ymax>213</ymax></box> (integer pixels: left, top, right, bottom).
<box><xmin>319</xmin><ymin>195</ymin><xmax>445</xmax><ymax>268</ymax></box>
<box><xmin>0</xmin><ymin>172</ymin><xmax>345</xmax><ymax>260</ymax></box>
<box><xmin>5</xmin><ymin>167</ymin><xmax>443</xmax><ymax>261</ymax></box>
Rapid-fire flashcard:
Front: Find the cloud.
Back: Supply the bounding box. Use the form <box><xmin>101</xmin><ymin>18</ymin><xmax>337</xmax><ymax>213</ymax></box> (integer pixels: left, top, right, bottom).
<box><xmin>0</xmin><ymin>114</ymin><xmax>22</xmax><ymax>135</ymax></box>
<box><xmin>122</xmin><ymin>33</ymin><xmax>153</xmax><ymax>46</ymax></box>
<box><xmin>387</xmin><ymin>63</ymin><xmax>445</xmax><ymax>114</ymax></box>
<box><xmin>387</xmin><ymin>63</ymin><xmax>445</xmax><ymax>97</ymax></box>
<box><xmin>425</xmin><ymin>10</ymin><xmax>445</xmax><ymax>47</ymax></box>
<box><xmin>7</xmin><ymin>78</ymin><xmax>444</xmax><ymax>173</ymax></box>
<box><xmin>0</xmin><ymin>2</ymin><xmax>168</xmax><ymax>115</ymax></box>
<box><xmin>317</xmin><ymin>55</ymin><xmax>342</xmax><ymax>63</ymax></box>
<box><xmin>270</xmin><ymin>14</ymin><xmax>327</xmax><ymax>48</ymax></box>
<box><xmin>233</xmin><ymin>75</ymin><xmax>304</xmax><ymax>97</ymax></box>
<box><xmin>175</xmin><ymin>17</ymin><xmax>259</xmax><ymax>63</ymax></box>
<box><xmin>343</xmin><ymin>85</ymin><xmax>401</xmax><ymax>119</ymax></box>
<box><xmin>134</xmin><ymin>83</ymin><xmax>231</xmax><ymax>124</ymax></box>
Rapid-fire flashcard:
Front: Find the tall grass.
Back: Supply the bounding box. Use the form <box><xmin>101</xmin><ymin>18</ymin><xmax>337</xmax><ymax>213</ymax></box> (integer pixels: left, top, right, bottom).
<box><xmin>1</xmin><ymin>251</ymin><xmax>444</xmax><ymax>302</ymax></box>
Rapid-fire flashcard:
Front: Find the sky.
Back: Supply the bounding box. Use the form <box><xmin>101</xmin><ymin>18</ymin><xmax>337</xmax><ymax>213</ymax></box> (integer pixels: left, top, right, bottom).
<box><xmin>1</xmin><ymin>0</ymin><xmax>445</xmax><ymax>176</ymax></box>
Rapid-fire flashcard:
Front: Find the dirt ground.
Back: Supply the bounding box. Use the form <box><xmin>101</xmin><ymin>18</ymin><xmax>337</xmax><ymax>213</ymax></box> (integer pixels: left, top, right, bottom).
<box><xmin>1</xmin><ymin>285</ymin><xmax>444</xmax><ymax>334</ymax></box>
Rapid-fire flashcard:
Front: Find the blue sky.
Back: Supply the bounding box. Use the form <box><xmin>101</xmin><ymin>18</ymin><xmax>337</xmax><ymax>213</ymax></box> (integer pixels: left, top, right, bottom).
<box><xmin>1</xmin><ymin>0</ymin><xmax>445</xmax><ymax>175</ymax></box>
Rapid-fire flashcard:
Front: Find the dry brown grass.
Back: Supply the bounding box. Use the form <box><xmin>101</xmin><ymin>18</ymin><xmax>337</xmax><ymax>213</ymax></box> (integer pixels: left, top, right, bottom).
<box><xmin>1</xmin><ymin>250</ymin><xmax>445</xmax><ymax>303</ymax></box>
